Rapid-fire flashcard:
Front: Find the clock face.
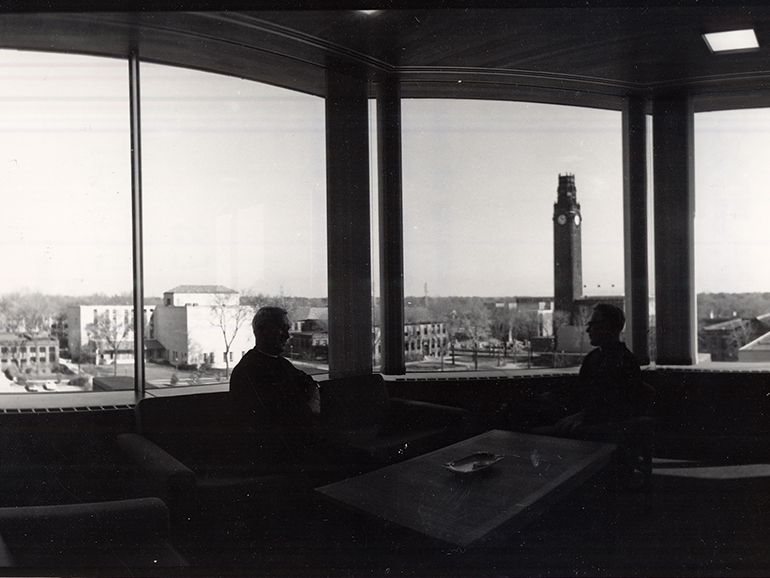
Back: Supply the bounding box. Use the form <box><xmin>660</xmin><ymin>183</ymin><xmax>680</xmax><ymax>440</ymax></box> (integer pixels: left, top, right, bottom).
<box><xmin>557</xmin><ymin>214</ymin><xmax>567</xmax><ymax>225</ymax></box>
<box><xmin>574</xmin><ymin>214</ymin><xmax>581</xmax><ymax>226</ymax></box>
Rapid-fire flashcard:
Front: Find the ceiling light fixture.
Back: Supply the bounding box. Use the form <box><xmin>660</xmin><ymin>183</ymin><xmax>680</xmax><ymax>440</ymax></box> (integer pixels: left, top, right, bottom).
<box><xmin>703</xmin><ymin>29</ymin><xmax>759</xmax><ymax>53</ymax></box>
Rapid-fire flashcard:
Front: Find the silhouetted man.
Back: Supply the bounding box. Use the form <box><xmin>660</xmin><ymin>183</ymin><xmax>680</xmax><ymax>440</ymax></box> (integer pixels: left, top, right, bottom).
<box><xmin>535</xmin><ymin>303</ymin><xmax>641</xmax><ymax>438</ymax></box>
<box><xmin>229</xmin><ymin>306</ymin><xmax>321</xmax><ymax>465</ymax></box>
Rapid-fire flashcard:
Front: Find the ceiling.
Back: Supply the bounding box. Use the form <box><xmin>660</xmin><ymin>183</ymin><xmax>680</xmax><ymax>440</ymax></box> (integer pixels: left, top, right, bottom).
<box><xmin>2</xmin><ymin>4</ymin><xmax>770</xmax><ymax>111</ymax></box>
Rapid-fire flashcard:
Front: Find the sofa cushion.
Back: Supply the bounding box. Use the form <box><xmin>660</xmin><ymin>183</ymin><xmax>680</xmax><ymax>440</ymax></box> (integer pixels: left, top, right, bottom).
<box><xmin>136</xmin><ymin>392</ymin><xmax>278</xmax><ymax>468</ymax></box>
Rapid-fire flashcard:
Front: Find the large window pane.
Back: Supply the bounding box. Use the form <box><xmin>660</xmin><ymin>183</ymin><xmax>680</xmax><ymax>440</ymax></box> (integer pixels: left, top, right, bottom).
<box><xmin>0</xmin><ymin>50</ymin><xmax>132</xmax><ymax>393</ymax></box>
<box><xmin>695</xmin><ymin>109</ymin><xmax>770</xmax><ymax>365</ymax></box>
<box><xmin>141</xmin><ymin>63</ymin><xmax>327</xmax><ymax>388</ymax></box>
<box><xmin>401</xmin><ymin>100</ymin><xmax>623</xmax><ymax>372</ymax></box>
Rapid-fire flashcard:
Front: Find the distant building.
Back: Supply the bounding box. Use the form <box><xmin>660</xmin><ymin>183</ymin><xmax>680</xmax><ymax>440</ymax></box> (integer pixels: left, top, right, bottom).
<box><xmin>0</xmin><ymin>332</ymin><xmax>59</xmax><ymax>373</ymax></box>
<box><xmin>400</xmin><ymin>321</ymin><xmax>448</xmax><ymax>362</ymax></box>
<box><xmin>288</xmin><ymin>306</ymin><xmax>329</xmax><ymax>361</ymax></box>
<box><xmin>490</xmin><ymin>297</ymin><xmax>555</xmax><ymax>338</ymax></box>
<box><xmin>288</xmin><ymin>306</ymin><xmax>448</xmax><ymax>363</ymax></box>
<box><xmin>67</xmin><ymin>304</ymin><xmax>155</xmax><ymax>365</ymax></box>
<box><xmin>703</xmin><ymin>313</ymin><xmax>770</xmax><ymax>362</ymax></box>
<box><xmin>162</xmin><ymin>285</ymin><xmax>239</xmax><ymax>307</ymax></box>
<box><xmin>153</xmin><ymin>285</ymin><xmax>253</xmax><ymax>369</ymax></box>
<box><xmin>739</xmin><ymin>320</ymin><xmax>770</xmax><ymax>362</ymax></box>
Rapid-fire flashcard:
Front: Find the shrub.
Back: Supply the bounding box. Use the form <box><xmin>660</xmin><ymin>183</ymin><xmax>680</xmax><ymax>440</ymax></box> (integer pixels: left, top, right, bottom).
<box><xmin>68</xmin><ymin>376</ymin><xmax>92</xmax><ymax>387</ymax></box>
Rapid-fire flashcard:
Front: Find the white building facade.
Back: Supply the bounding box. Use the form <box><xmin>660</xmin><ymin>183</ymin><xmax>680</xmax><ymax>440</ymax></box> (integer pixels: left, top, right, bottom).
<box><xmin>153</xmin><ymin>286</ymin><xmax>254</xmax><ymax>370</ymax></box>
<box><xmin>67</xmin><ymin>304</ymin><xmax>156</xmax><ymax>364</ymax></box>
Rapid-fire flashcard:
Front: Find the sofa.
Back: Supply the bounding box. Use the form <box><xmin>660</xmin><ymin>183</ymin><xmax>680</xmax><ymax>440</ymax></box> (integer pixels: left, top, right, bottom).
<box><xmin>319</xmin><ymin>374</ymin><xmax>472</xmax><ymax>464</ymax></box>
<box><xmin>0</xmin><ymin>497</ymin><xmax>187</xmax><ymax>570</ymax></box>
<box><xmin>117</xmin><ymin>377</ymin><xmax>471</xmax><ymax>542</ymax></box>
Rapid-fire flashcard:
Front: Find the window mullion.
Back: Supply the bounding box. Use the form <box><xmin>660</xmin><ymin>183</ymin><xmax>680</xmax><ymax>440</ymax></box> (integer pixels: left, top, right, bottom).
<box><xmin>129</xmin><ymin>51</ymin><xmax>145</xmax><ymax>398</ymax></box>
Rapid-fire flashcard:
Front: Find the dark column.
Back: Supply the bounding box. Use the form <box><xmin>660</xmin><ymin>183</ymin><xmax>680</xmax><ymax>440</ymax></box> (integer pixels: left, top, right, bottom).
<box><xmin>652</xmin><ymin>93</ymin><xmax>696</xmax><ymax>365</ymax></box>
<box><xmin>325</xmin><ymin>66</ymin><xmax>372</xmax><ymax>379</ymax></box>
<box><xmin>377</xmin><ymin>75</ymin><xmax>406</xmax><ymax>375</ymax></box>
<box><xmin>622</xmin><ymin>96</ymin><xmax>650</xmax><ymax>365</ymax></box>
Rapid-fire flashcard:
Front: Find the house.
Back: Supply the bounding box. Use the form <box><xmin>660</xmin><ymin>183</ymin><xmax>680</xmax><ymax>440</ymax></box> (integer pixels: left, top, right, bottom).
<box><xmin>703</xmin><ymin>313</ymin><xmax>770</xmax><ymax>362</ymax></box>
<box><xmin>152</xmin><ymin>286</ymin><xmax>253</xmax><ymax>370</ymax></box>
<box><xmin>0</xmin><ymin>332</ymin><xmax>59</xmax><ymax>373</ymax></box>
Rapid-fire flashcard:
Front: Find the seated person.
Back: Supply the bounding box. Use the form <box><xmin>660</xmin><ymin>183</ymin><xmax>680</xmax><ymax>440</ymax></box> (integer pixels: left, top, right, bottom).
<box><xmin>229</xmin><ymin>306</ymin><xmax>324</xmax><ymax>467</ymax></box>
<box><xmin>533</xmin><ymin>303</ymin><xmax>642</xmax><ymax>440</ymax></box>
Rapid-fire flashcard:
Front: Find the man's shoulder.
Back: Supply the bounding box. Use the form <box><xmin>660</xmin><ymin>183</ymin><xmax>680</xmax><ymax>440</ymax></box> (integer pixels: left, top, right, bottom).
<box><xmin>231</xmin><ymin>348</ymin><xmax>300</xmax><ymax>376</ymax></box>
<box><xmin>617</xmin><ymin>342</ymin><xmax>641</xmax><ymax>362</ymax></box>
<box><xmin>233</xmin><ymin>347</ymin><xmax>260</xmax><ymax>368</ymax></box>
<box><xmin>581</xmin><ymin>342</ymin><xmax>640</xmax><ymax>369</ymax></box>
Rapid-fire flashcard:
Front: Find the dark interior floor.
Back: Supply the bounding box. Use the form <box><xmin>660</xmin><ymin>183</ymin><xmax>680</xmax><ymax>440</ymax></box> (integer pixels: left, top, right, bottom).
<box><xmin>169</xmin><ymin>457</ymin><xmax>770</xmax><ymax>578</ymax></box>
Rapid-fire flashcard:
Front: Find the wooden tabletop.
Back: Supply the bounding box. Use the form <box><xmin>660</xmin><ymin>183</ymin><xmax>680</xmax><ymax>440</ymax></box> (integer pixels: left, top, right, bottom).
<box><xmin>316</xmin><ymin>429</ymin><xmax>616</xmax><ymax>547</ymax></box>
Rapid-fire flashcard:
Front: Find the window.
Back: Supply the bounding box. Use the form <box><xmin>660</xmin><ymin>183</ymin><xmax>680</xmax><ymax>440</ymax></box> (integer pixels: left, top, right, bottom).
<box><xmin>141</xmin><ymin>62</ymin><xmax>327</xmax><ymax>384</ymax></box>
<box><xmin>695</xmin><ymin>109</ymin><xmax>770</xmax><ymax>366</ymax></box>
<box><xmin>0</xmin><ymin>50</ymin><xmax>131</xmax><ymax>391</ymax></box>
<box><xmin>401</xmin><ymin>100</ymin><xmax>622</xmax><ymax>372</ymax></box>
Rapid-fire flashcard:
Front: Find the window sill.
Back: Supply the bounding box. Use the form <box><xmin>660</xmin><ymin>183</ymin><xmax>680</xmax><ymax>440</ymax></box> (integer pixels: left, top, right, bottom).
<box><xmin>0</xmin><ymin>382</ymin><xmax>231</xmax><ymax>412</ymax></box>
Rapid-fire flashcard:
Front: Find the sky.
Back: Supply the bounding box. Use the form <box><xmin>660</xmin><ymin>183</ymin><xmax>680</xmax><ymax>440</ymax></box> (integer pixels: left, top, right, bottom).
<box><xmin>0</xmin><ymin>49</ymin><xmax>768</xmax><ymax>300</ymax></box>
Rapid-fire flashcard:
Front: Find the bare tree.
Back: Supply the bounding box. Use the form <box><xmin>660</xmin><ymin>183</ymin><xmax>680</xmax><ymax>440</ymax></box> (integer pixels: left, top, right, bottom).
<box><xmin>210</xmin><ymin>292</ymin><xmax>252</xmax><ymax>377</ymax></box>
<box><xmin>456</xmin><ymin>298</ymin><xmax>490</xmax><ymax>370</ymax></box>
<box><xmin>86</xmin><ymin>310</ymin><xmax>130</xmax><ymax>376</ymax></box>
<box><xmin>507</xmin><ymin>309</ymin><xmax>539</xmax><ymax>363</ymax></box>
<box><xmin>423</xmin><ymin>301</ymin><xmax>448</xmax><ymax>361</ymax></box>
<box><xmin>573</xmin><ymin>304</ymin><xmax>593</xmax><ymax>355</ymax></box>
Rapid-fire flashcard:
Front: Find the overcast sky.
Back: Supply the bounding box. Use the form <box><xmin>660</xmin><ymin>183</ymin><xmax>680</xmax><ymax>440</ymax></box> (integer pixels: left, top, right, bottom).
<box><xmin>0</xmin><ymin>49</ymin><xmax>767</xmax><ymax>299</ymax></box>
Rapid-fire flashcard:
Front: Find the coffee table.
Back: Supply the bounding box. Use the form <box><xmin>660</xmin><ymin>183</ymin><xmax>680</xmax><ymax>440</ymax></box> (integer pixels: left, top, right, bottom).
<box><xmin>316</xmin><ymin>429</ymin><xmax>616</xmax><ymax>547</ymax></box>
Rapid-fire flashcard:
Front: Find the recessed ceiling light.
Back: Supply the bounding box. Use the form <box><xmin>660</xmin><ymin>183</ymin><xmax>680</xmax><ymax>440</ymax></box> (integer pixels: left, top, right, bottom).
<box><xmin>703</xmin><ymin>29</ymin><xmax>759</xmax><ymax>53</ymax></box>
<box><xmin>358</xmin><ymin>10</ymin><xmax>381</xmax><ymax>16</ymax></box>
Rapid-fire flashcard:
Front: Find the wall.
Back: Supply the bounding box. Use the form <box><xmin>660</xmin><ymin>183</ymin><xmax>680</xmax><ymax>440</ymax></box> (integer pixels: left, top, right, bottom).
<box><xmin>152</xmin><ymin>307</ymin><xmax>188</xmax><ymax>365</ymax></box>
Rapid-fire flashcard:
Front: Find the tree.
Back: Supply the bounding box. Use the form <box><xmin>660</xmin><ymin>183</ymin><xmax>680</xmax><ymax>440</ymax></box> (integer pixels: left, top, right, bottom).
<box><xmin>574</xmin><ymin>304</ymin><xmax>593</xmax><ymax>355</ymax></box>
<box><xmin>552</xmin><ymin>310</ymin><xmax>571</xmax><ymax>343</ymax></box>
<box><xmin>86</xmin><ymin>310</ymin><xmax>131</xmax><ymax>376</ymax></box>
<box><xmin>425</xmin><ymin>299</ymin><xmax>464</xmax><ymax>368</ymax></box>
<box><xmin>506</xmin><ymin>309</ymin><xmax>540</xmax><ymax>362</ymax></box>
<box><xmin>241</xmin><ymin>291</ymin><xmax>301</xmax><ymax>326</ymax></box>
<box><xmin>210</xmin><ymin>292</ymin><xmax>252</xmax><ymax>377</ymax></box>
<box><xmin>457</xmin><ymin>298</ymin><xmax>490</xmax><ymax>370</ymax></box>
<box><xmin>490</xmin><ymin>307</ymin><xmax>511</xmax><ymax>344</ymax></box>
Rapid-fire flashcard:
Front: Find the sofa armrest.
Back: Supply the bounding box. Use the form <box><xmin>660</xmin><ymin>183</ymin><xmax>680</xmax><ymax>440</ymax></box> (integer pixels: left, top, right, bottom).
<box><xmin>117</xmin><ymin>433</ymin><xmax>196</xmax><ymax>500</ymax></box>
<box><xmin>0</xmin><ymin>499</ymin><xmax>188</xmax><ymax>569</ymax></box>
<box><xmin>386</xmin><ymin>398</ymin><xmax>471</xmax><ymax>432</ymax></box>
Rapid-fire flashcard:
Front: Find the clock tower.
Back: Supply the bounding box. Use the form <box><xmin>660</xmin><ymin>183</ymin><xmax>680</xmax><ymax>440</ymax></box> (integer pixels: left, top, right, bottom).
<box><xmin>553</xmin><ymin>173</ymin><xmax>583</xmax><ymax>315</ymax></box>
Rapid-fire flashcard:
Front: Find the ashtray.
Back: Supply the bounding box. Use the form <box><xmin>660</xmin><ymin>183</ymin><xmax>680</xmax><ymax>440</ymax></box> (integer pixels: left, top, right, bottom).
<box><xmin>443</xmin><ymin>452</ymin><xmax>505</xmax><ymax>473</ymax></box>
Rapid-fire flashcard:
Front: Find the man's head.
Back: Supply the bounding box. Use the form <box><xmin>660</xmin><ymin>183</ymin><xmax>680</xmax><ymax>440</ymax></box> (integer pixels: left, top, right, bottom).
<box><xmin>586</xmin><ymin>303</ymin><xmax>625</xmax><ymax>348</ymax></box>
<box><xmin>252</xmin><ymin>306</ymin><xmax>291</xmax><ymax>356</ymax></box>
